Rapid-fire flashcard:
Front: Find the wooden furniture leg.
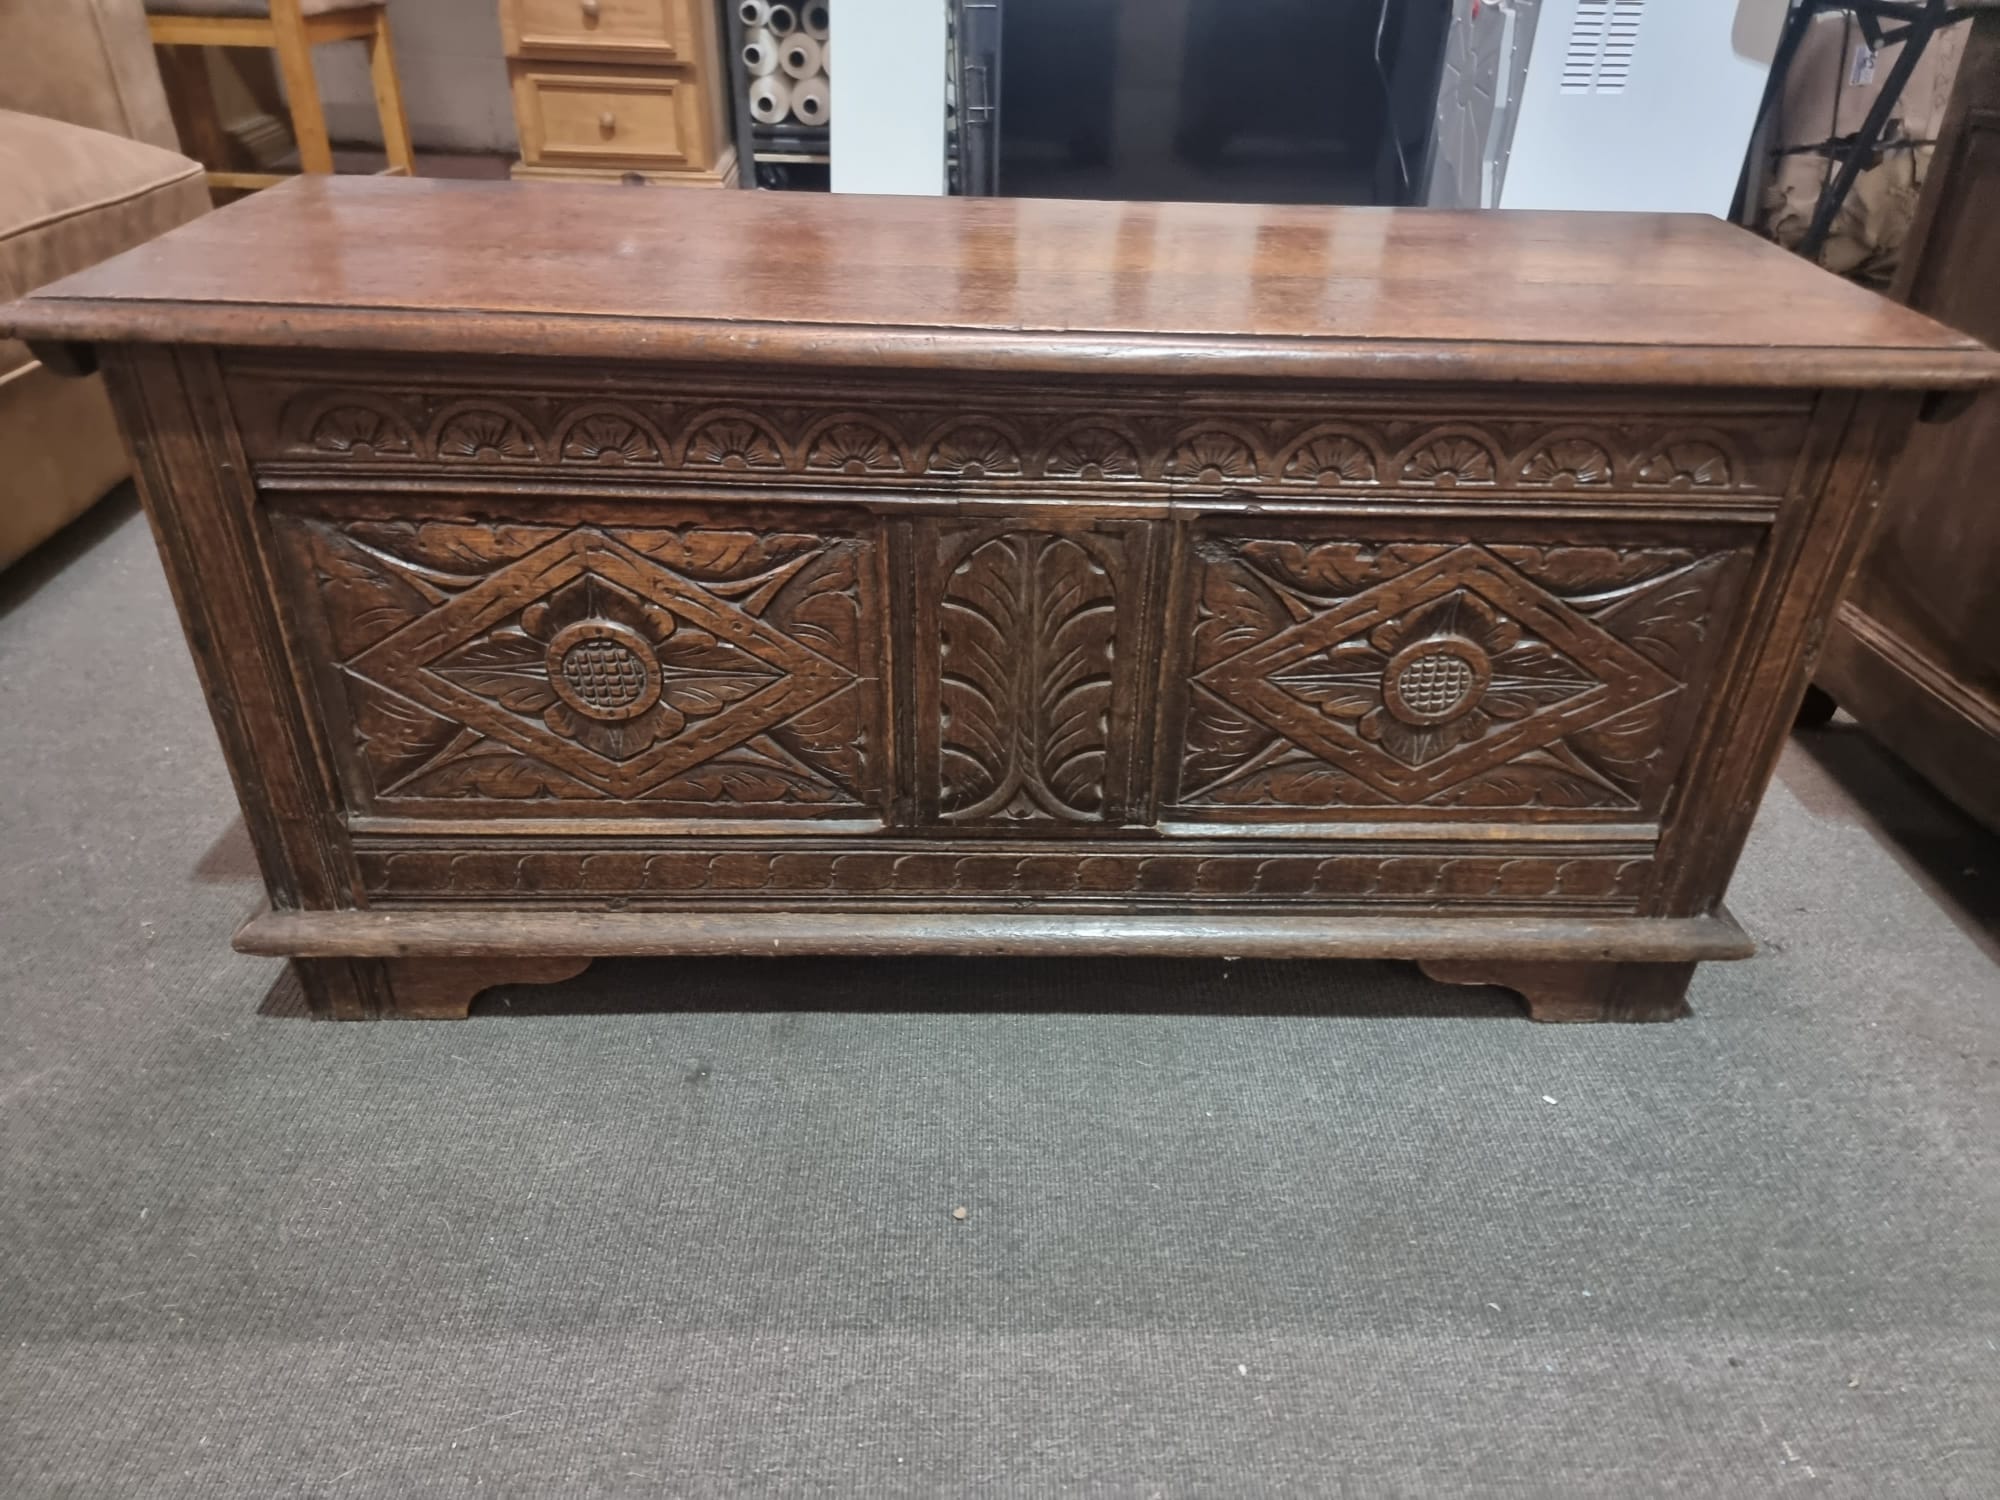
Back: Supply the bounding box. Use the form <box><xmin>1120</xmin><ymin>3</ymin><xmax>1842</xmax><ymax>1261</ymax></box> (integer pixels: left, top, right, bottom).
<box><xmin>157</xmin><ymin>45</ymin><xmax>232</xmax><ymax>180</ymax></box>
<box><xmin>295</xmin><ymin>956</ymin><xmax>593</xmax><ymax>1019</ymax></box>
<box><xmin>365</xmin><ymin>6</ymin><xmax>414</xmax><ymax>176</ymax></box>
<box><xmin>269</xmin><ymin>0</ymin><xmax>334</xmax><ymax>173</ymax></box>
<box><xmin>1419</xmin><ymin>960</ymin><xmax>1697</xmax><ymax>1023</ymax></box>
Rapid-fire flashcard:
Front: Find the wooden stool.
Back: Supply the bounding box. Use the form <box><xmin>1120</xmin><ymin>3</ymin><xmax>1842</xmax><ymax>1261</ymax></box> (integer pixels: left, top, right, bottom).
<box><xmin>148</xmin><ymin>0</ymin><xmax>414</xmax><ymax>191</ymax></box>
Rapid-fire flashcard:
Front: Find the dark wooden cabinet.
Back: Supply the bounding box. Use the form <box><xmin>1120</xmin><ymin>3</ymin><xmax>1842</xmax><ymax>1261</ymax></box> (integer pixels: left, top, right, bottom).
<box><xmin>7</xmin><ymin>178</ymin><xmax>1995</xmax><ymax>1021</ymax></box>
<box><xmin>1812</xmin><ymin>12</ymin><xmax>2000</xmax><ymax>833</ymax></box>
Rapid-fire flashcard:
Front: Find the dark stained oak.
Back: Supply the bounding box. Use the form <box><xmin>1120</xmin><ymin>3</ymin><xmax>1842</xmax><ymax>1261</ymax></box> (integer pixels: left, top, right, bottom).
<box><xmin>4</xmin><ymin>179</ymin><xmax>1996</xmax><ymax>1021</ymax></box>
<box><xmin>11</xmin><ymin>176</ymin><xmax>2000</xmax><ymax>388</ymax></box>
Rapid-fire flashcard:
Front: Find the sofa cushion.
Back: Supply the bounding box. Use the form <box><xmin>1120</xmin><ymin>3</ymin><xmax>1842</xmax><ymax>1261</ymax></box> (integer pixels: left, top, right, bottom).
<box><xmin>0</xmin><ymin>0</ymin><xmax>182</xmax><ymax>151</ymax></box>
<box><xmin>0</xmin><ymin>109</ymin><xmax>208</xmax><ymax>304</ymax></box>
<box><xmin>148</xmin><ymin>1</ymin><xmax>363</xmax><ymax>16</ymax></box>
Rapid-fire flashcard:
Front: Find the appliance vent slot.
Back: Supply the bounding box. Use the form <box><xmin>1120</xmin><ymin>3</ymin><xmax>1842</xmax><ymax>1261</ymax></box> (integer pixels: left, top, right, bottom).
<box><xmin>1561</xmin><ymin>0</ymin><xmax>1646</xmax><ymax>95</ymax></box>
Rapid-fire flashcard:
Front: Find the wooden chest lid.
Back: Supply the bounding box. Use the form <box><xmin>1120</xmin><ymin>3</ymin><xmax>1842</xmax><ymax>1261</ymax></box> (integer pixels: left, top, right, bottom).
<box><xmin>8</xmin><ymin>176</ymin><xmax>1998</xmax><ymax>390</ymax></box>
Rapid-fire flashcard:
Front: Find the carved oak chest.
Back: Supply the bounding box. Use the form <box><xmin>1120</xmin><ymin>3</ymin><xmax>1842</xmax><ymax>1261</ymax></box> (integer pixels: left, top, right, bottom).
<box><xmin>10</xmin><ymin>178</ymin><xmax>1996</xmax><ymax>1020</ymax></box>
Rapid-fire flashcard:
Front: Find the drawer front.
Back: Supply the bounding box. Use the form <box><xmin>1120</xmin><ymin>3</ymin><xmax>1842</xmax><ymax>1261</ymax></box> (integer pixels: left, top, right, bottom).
<box><xmin>513</xmin><ymin>67</ymin><xmax>699</xmax><ymax>168</ymax></box>
<box><xmin>1167</xmin><ymin>520</ymin><xmax>1759</xmax><ymax>824</ymax></box>
<box><xmin>503</xmin><ymin>0</ymin><xmax>689</xmax><ymax>61</ymax></box>
<box><xmin>271</xmin><ymin>507</ymin><xmax>889</xmax><ymax>824</ymax></box>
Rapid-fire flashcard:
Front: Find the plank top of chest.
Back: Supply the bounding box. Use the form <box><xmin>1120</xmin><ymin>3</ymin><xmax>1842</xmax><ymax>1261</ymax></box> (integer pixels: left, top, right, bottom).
<box><xmin>8</xmin><ymin>175</ymin><xmax>1998</xmax><ymax>392</ymax></box>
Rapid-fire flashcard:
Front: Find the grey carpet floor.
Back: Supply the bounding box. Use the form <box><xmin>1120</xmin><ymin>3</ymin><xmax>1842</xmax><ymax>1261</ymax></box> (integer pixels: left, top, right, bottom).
<box><xmin>2</xmin><ymin>492</ymin><xmax>1997</xmax><ymax>1499</ymax></box>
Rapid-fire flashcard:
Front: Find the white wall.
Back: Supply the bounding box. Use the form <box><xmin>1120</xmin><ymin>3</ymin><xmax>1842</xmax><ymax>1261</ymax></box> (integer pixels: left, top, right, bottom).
<box><xmin>1501</xmin><ymin>0</ymin><xmax>1787</xmax><ymax>214</ymax></box>
<box><xmin>830</xmin><ymin>0</ymin><xmax>946</xmax><ymax>194</ymax></box>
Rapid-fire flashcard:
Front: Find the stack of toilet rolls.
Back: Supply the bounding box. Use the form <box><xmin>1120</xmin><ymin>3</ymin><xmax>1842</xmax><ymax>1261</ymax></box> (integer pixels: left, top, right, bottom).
<box><xmin>741</xmin><ymin>1</ymin><xmax>830</xmax><ymax>129</ymax></box>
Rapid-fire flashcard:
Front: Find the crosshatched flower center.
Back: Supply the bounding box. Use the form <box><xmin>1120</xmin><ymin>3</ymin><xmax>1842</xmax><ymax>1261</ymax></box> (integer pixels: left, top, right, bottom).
<box><xmin>547</xmin><ymin>620</ymin><xmax>662</xmax><ymax>722</ymax></box>
<box><xmin>1383</xmin><ymin>638</ymin><xmax>1490</xmax><ymax>726</ymax></box>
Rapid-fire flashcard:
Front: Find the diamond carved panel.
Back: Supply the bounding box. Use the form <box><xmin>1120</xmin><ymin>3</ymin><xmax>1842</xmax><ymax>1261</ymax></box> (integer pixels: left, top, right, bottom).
<box><xmin>1181</xmin><ymin>538</ymin><xmax>1752</xmax><ymax>812</ymax></box>
<box><xmin>283</xmin><ymin>518</ymin><xmax>881</xmax><ymax>810</ymax></box>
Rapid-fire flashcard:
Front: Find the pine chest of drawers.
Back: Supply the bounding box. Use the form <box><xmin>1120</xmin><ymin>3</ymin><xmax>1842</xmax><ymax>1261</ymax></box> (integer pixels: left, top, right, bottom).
<box><xmin>10</xmin><ymin>178</ymin><xmax>1996</xmax><ymax>1020</ymax></box>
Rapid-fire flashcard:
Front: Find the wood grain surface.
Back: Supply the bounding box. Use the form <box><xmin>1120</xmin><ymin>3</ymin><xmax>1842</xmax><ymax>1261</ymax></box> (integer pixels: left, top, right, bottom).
<box><xmin>9</xmin><ymin>177</ymin><xmax>1999</xmax><ymax>388</ymax></box>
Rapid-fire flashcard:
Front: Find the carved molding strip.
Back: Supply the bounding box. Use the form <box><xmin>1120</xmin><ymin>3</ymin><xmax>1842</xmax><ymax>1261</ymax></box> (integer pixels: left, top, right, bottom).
<box><xmin>256</xmin><ymin>383</ymin><xmax>1795</xmax><ymax>496</ymax></box>
<box><xmin>357</xmin><ymin>845</ymin><xmax>1655</xmax><ymax>906</ymax></box>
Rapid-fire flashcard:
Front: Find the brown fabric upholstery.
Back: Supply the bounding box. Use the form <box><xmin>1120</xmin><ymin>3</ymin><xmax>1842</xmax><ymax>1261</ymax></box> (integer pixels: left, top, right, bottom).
<box><xmin>0</xmin><ymin>0</ymin><xmax>180</xmax><ymax>151</ymax></box>
<box><xmin>147</xmin><ymin>0</ymin><xmax>370</xmax><ymax>16</ymax></box>
<box><xmin>0</xmin><ymin>111</ymin><xmax>209</xmax><ymax>303</ymax></box>
<box><xmin>0</xmin><ymin>361</ymin><xmax>130</xmax><ymax>571</ymax></box>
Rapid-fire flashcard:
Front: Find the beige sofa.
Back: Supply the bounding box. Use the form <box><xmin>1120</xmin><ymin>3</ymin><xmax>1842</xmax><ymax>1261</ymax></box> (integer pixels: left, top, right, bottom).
<box><xmin>1</xmin><ymin>0</ymin><xmax>210</xmax><ymax>569</ymax></box>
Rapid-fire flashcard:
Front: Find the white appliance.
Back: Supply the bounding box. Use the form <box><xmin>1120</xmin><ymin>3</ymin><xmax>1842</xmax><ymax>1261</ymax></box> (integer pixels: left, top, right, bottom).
<box><xmin>1436</xmin><ymin>0</ymin><xmax>1790</xmax><ymax>215</ymax></box>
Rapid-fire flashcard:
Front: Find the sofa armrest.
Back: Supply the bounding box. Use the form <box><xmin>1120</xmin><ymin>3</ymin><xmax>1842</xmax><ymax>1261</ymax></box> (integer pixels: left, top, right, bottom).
<box><xmin>0</xmin><ymin>0</ymin><xmax>179</xmax><ymax>151</ymax></box>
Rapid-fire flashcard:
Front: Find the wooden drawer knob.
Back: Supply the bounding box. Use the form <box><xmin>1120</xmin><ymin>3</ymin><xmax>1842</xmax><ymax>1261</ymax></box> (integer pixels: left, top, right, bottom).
<box><xmin>599</xmin><ymin>110</ymin><xmax>617</xmax><ymax>137</ymax></box>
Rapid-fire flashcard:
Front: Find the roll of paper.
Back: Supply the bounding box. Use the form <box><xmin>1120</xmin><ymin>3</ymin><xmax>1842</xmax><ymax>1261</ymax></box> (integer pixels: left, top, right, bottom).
<box><xmin>738</xmin><ymin>0</ymin><xmax>770</xmax><ymax>26</ymax></box>
<box><xmin>790</xmin><ymin>75</ymin><xmax>829</xmax><ymax>125</ymax></box>
<box><xmin>779</xmin><ymin>33</ymin><xmax>823</xmax><ymax>80</ymax></box>
<box><xmin>767</xmin><ymin>3</ymin><xmax>797</xmax><ymax>35</ymax></box>
<box><xmin>804</xmin><ymin>3</ymin><xmax>829</xmax><ymax>40</ymax></box>
<box><xmin>818</xmin><ymin>38</ymin><xmax>829</xmax><ymax>73</ymax></box>
<box><xmin>741</xmin><ymin>28</ymin><xmax>779</xmax><ymax>76</ymax></box>
<box><xmin>748</xmin><ymin>72</ymin><xmax>793</xmax><ymax>125</ymax></box>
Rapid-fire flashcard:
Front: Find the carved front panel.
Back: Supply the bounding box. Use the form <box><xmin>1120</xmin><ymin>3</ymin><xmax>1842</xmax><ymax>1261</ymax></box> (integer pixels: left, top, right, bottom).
<box><xmin>913</xmin><ymin>521</ymin><xmax>1158</xmax><ymax>828</ymax></box>
<box><xmin>1173</xmin><ymin>530</ymin><xmax>1757</xmax><ymax>819</ymax></box>
<box><xmin>273</xmin><ymin>510</ymin><xmax>886</xmax><ymax>819</ymax></box>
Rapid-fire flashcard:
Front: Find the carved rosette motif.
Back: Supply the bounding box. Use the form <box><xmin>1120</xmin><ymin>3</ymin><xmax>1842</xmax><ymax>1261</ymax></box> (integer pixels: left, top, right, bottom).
<box><xmin>267</xmin><ymin>382</ymin><xmax>1776</xmax><ymax>497</ymax></box>
<box><xmin>284</xmin><ymin>518</ymin><xmax>880</xmax><ymax>810</ymax></box>
<box><xmin>931</xmin><ymin>529</ymin><xmax>1129</xmax><ymax>822</ymax></box>
<box><xmin>1180</xmin><ymin>537</ymin><xmax>1750</xmax><ymax>812</ymax></box>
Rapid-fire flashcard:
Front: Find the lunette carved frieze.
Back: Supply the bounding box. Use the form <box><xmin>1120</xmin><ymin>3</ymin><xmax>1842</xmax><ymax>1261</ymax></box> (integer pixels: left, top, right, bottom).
<box><xmin>239</xmin><ymin>371</ymin><xmax>1802</xmax><ymax>497</ymax></box>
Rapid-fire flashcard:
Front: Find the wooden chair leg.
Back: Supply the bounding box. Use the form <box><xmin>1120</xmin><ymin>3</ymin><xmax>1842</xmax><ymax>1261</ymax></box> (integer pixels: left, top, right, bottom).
<box><xmin>269</xmin><ymin>0</ymin><xmax>334</xmax><ymax>172</ymax></box>
<box><xmin>366</xmin><ymin>6</ymin><xmax>416</xmax><ymax>175</ymax></box>
<box><xmin>157</xmin><ymin>44</ymin><xmax>231</xmax><ymax>182</ymax></box>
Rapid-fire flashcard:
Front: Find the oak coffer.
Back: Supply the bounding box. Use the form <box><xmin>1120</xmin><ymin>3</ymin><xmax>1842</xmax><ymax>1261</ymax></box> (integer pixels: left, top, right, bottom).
<box><xmin>9</xmin><ymin>178</ymin><xmax>1997</xmax><ymax>1021</ymax></box>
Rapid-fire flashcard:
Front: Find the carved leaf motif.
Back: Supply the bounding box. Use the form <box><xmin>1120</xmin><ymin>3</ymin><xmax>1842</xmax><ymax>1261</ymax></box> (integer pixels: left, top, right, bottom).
<box><xmin>431</xmin><ymin>629</ymin><xmax>559</xmax><ymax>714</ymax></box>
<box><xmin>1520</xmin><ymin>439</ymin><xmax>1613</xmax><ymax>488</ymax></box>
<box><xmin>805</xmin><ymin>421</ymin><xmax>903</xmax><ymax>475</ymax></box>
<box><xmin>938</xmin><ymin>536</ymin><xmax>1022</xmax><ymax>816</ymax></box>
<box><xmin>1198</xmin><ymin>755</ymin><xmax>1394</xmax><ymax>808</ymax></box>
<box><xmin>1174</xmin><ymin>431</ymin><xmax>1259</xmax><ymax>485</ymax></box>
<box><xmin>770</xmin><ymin>685</ymin><xmax>868</xmax><ymax>801</ymax></box>
<box><xmin>1593</xmin><ymin>553</ymin><xmax>1732</xmax><ymax>672</ymax></box>
<box><xmin>1400</xmin><ymin>436</ymin><xmax>1497</xmax><ymax>487</ymax></box>
<box><xmin>351</xmin><ymin>686</ymin><xmax>464</xmax><ymax>792</ymax></box>
<box><xmin>1193</xmin><ymin>548</ymin><xmax>1297</xmax><ymax>662</ymax></box>
<box><xmin>1045</xmin><ymin>426</ymin><xmax>1143</xmax><ymax>480</ymax></box>
<box><xmin>930</xmin><ymin>424</ymin><xmax>1022</xmax><ymax>478</ymax></box>
<box><xmin>685</xmin><ymin>417</ymin><xmax>784</xmax><ymax>470</ymax></box>
<box><xmin>308</xmin><ymin>404</ymin><xmax>414</xmax><ymax>458</ymax></box>
<box><xmin>436</xmin><ymin>408</ymin><xmax>538</xmax><ymax>462</ymax></box>
<box><xmin>561</xmin><ymin>413</ymin><xmax>662</xmax><ymax>466</ymax></box>
<box><xmin>1283</xmin><ymin>434</ymin><xmax>1377</xmax><ymax>486</ymax></box>
<box><xmin>301</xmin><ymin>526</ymin><xmax>433</xmax><ymax>655</ymax></box>
<box><xmin>936</xmin><ymin>532</ymin><xmax>1121</xmax><ymax>822</ymax></box>
<box><xmin>1234</xmin><ymin>540</ymin><xmax>1453</xmax><ymax>601</ymax></box>
<box><xmin>1636</xmin><ymin>441</ymin><xmax>1731</xmax><ymax>488</ymax></box>
<box><xmin>407</xmin><ymin>751</ymin><xmax>586</xmax><ymax>799</ymax></box>
<box><xmin>643</xmin><ymin>739</ymin><xmax>848</xmax><ymax>805</ymax></box>
<box><xmin>1425</xmin><ymin>748</ymin><xmax>1626</xmax><ymax>809</ymax></box>
<box><xmin>1035</xmin><ymin>538</ymin><xmax>1116</xmax><ymax>815</ymax></box>
<box><xmin>1180</xmin><ymin>687</ymin><xmax>1280</xmax><ymax>797</ymax></box>
<box><xmin>343</xmin><ymin>521</ymin><xmax>562</xmax><ymax>579</ymax></box>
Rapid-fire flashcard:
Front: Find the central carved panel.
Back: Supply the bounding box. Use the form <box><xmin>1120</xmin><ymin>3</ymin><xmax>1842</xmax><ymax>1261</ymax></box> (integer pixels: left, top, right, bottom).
<box><xmin>278</xmin><ymin>515</ymin><xmax>884</xmax><ymax>814</ymax></box>
<box><xmin>915</xmin><ymin>522</ymin><xmax>1155</xmax><ymax>827</ymax></box>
